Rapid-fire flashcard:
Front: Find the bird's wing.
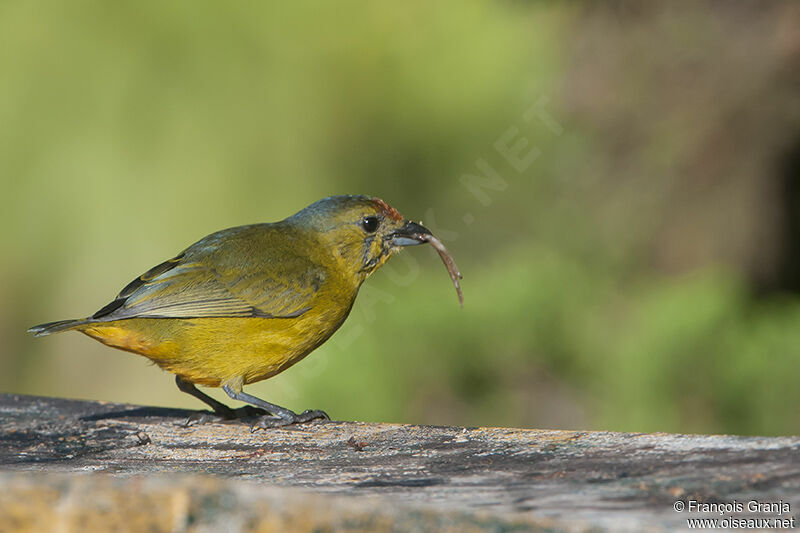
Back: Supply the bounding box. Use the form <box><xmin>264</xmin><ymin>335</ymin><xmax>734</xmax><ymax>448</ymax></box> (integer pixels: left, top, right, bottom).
<box><xmin>91</xmin><ymin>248</ymin><xmax>324</xmax><ymax>321</ymax></box>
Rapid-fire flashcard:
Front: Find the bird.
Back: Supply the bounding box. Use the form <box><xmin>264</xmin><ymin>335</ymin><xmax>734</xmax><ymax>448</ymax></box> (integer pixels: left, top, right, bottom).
<box><xmin>29</xmin><ymin>195</ymin><xmax>462</xmax><ymax>429</ymax></box>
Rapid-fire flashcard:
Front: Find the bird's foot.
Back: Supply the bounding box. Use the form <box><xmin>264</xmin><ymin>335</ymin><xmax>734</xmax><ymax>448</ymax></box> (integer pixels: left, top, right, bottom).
<box><xmin>250</xmin><ymin>409</ymin><xmax>330</xmax><ymax>431</ymax></box>
<box><xmin>182</xmin><ymin>411</ymin><xmax>222</xmax><ymax>427</ymax></box>
<box><xmin>182</xmin><ymin>406</ymin><xmax>267</xmax><ymax>427</ymax></box>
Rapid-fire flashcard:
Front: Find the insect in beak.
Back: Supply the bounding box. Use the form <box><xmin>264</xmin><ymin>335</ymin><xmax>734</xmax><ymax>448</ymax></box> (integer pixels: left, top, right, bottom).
<box><xmin>389</xmin><ymin>221</ymin><xmax>464</xmax><ymax>307</ymax></box>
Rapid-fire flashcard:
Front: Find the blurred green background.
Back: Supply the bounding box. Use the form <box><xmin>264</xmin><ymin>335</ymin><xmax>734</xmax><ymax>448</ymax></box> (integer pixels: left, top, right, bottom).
<box><xmin>2</xmin><ymin>2</ymin><xmax>799</xmax><ymax>436</ymax></box>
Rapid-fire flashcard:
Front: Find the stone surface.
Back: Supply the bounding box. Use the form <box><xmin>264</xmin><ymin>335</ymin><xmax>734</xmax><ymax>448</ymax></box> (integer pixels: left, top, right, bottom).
<box><xmin>1</xmin><ymin>393</ymin><xmax>799</xmax><ymax>531</ymax></box>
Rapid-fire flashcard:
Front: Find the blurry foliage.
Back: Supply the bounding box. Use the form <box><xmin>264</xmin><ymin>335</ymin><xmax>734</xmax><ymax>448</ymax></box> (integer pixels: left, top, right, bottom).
<box><xmin>1</xmin><ymin>2</ymin><xmax>799</xmax><ymax>435</ymax></box>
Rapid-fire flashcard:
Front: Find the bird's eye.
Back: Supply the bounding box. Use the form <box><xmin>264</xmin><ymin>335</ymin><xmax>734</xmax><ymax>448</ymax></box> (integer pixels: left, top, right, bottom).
<box><xmin>361</xmin><ymin>215</ymin><xmax>380</xmax><ymax>233</ymax></box>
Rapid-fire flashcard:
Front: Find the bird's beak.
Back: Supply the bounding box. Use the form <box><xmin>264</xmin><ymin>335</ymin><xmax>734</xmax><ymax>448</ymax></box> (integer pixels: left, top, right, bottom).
<box><xmin>388</xmin><ymin>220</ymin><xmax>433</xmax><ymax>247</ymax></box>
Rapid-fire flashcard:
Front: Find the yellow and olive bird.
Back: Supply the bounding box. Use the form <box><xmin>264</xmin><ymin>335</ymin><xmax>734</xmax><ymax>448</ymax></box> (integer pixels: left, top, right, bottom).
<box><xmin>29</xmin><ymin>195</ymin><xmax>462</xmax><ymax>428</ymax></box>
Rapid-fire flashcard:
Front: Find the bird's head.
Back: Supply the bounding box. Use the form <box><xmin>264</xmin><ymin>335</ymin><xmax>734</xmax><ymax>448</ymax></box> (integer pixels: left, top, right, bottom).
<box><xmin>289</xmin><ymin>195</ymin><xmax>432</xmax><ymax>284</ymax></box>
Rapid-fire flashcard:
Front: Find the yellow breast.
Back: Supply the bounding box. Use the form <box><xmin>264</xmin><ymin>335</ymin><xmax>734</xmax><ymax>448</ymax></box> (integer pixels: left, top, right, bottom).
<box><xmin>80</xmin><ymin>293</ymin><xmax>354</xmax><ymax>387</ymax></box>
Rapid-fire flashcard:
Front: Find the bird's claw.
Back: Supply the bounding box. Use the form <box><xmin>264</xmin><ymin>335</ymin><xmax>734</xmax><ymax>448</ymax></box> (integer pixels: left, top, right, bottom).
<box><xmin>297</xmin><ymin>409</ymin><xmax>330</xmax><ymax>422</ymax></box>
<box><xmin>249</xmin><ymin>409</ymin><xmax>330</xmax><ymax>431</ymax></box>
<box><xmin>249</xmin><ymin>415</ymin><xmax>290</xmax><ymax>431</ymax></box>
<box><xmin>182</xmin><ymin>411</ymin><xmax>223</xmax><ymax>427</ymax></box>
<box><xmin>181</xmin><ymin>406</ymin><xmax>327</xmax><ymax>430</ymax></box>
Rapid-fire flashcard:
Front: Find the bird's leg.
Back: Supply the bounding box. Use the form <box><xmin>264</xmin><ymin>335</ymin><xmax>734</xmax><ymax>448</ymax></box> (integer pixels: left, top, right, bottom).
<box><xmin>221</xmin><ymin>382</ymin><xmax>329</xmax><ymax>430</ymax></box>
<box><xmin>175</xmin><ymin>376</ymin><xmax>264</xmax><ymax>425</ymax></box>
<box><xmin>176</xmin><ymin>376</ymin><xmax>234</xmax><ymax>416</ymax></box>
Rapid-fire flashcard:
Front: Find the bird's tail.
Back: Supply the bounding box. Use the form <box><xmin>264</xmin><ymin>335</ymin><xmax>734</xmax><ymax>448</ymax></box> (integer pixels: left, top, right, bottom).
<box><xmin>28</xmin><ymin>318</ymin><xmax>90</xmax><ymax>337</ymax></box>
